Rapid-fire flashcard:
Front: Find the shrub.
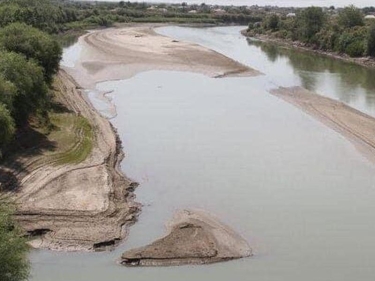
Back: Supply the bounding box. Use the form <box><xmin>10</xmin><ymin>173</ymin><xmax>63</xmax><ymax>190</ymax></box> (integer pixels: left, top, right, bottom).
<box><xmin>346</xmin><ymin>40</ymin><xmax>366</xmax><ymax>57</ymax></box>
<box><xmin>338</xmin><ymin>5</ymin><xmax>364</xmax><ymax>28</ymax></box>
<box><xmin>367</xmin><ymin>24</ymin><xmax>375</xmax><ymax>56</ymax></box>
<box><xmin>0</xmin><ymin>23</ymin><xmax>62</xmax><ymax>83</ymax></box>
<box><xmin>0</xmin><ymin>198</ymin><xmax>30</xmax><ymax>281</ymax></box>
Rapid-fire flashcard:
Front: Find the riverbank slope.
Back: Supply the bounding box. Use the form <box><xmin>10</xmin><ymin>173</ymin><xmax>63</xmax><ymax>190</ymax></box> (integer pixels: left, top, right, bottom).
<box><xmin>1</xmin><ymin>70</ymin><xmax>140</xmax><ymax>251</ymax></box>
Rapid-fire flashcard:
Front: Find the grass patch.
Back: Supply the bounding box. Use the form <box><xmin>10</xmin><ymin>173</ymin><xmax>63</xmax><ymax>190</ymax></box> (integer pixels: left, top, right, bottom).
<box><xmin>0</xmin><ymin>76</ymin><xmax>94</xmax><ymax>168</ymax></box>
<box><xmin>45</xmin><ymin>113</ymin><xmax>93</xmax><ymax>165</ymax></box>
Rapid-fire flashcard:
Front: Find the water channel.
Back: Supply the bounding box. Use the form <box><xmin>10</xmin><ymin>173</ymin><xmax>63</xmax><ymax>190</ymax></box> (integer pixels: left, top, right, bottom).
<box><xmin>30</xmin><ymin>26</ymin><xmax>375</xmax><ymax>281</ymax></box>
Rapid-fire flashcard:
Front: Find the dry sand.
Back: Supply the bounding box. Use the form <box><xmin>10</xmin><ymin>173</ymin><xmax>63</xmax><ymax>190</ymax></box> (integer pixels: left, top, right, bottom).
<box><xmin>67</xmin><ymin>25</ymin><xmax>261</xmax><ymax>89</ymax></box>
<box><xmin>270</xmin><ymin>86</ymin><xmax>375</xmax><ymax>164</ymax></box>
<box><xmin>121</xmin><ymin>209</ymin><xmax>252</xmax><ymax>266</ymax></box>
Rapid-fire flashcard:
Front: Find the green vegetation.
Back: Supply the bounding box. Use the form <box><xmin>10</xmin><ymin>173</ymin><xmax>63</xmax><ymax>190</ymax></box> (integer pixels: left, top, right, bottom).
<box><xmin>247</xmin><ymin>5</ymin><xmax>375</xmax><ymax>58</ymax></box>
<box><xmin>338</xmin><ymin>5</ymin><xmax>364</xmax><ymax>28</ymax></box>
<box><xmin>0</xmin><ymin>2</ymin><xmax>63</xmax><ymax>159</ymax></box>
<box><xmin>368</xmin><ymin>24</ymin><xmax>375</xmax><ymax>56</ymax></box>
<box><xmin>48</xmin><ymin>114</ymin><xmax>93</xmax><ymax>165</ymax></box>
<box><xmin>0</xmin><ymin>51</ymin><xmax>49</xmax><ymax>125</ymax></box>
<box><xmin>0</xmin><ymin>0</ymin><xmax>265</xmax><ymax>33</ymax></box>
<box><xmin>0</xmin><ymin>104</ymin><xmax>15</xmax><ymax>157</ymax></box>
<box><xmin>0</xmin><ymin>198</ymin><xmax>29</xmax><ymax>281</ymax></box>
<box><xmin>297</xmin><ymin>7</ymin><xmax>326</xmax><ymax>43</ymax></box>
<box><xmin>0</xmin><ymin>23</ymin><xmax>62</xmax><ymax>83</ymax></box>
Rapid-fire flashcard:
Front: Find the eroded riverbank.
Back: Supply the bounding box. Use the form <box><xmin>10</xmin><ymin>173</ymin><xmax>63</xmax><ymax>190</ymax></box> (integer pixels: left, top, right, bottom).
<box><xmin>9</xmin><ymin>70</ymin><xmax>140</xmax><ymax>251</ymax></box>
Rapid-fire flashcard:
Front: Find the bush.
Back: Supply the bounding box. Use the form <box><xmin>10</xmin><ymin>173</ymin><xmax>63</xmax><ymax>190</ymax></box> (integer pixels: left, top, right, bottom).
<box><xmin>338</xmin><ymin>5</ymin><xmax>364</xmax><ymax>28</ymax></box>
<box><xmin>337</xmin><ymin>27</ymin><xmax>367</xmax><ymax>57</ymax></box>
<box><xmin>346</xmin><ymin>40</ymin><xmax>366</xmax><ymax>57</ymax></box>
<box><xmin>0</xmin><ymin>51</ymin><xmax>48</xmax><ymax>124</ymax></box>
<box><xmin>367</xmin><ymin>24</ymin><xmax>375</xmax><ymax>56</ymax></box>
<box><xmin>265</xmin><ymin>14</ymin><xmax>279</xmax><ymax>31</ymax></box>
<box><xmin>0</xmin><ymin>198</ymin><xmax>30</xmax><ymax>281</ymax></box>
<box><xmin>0</xmin><ymin>76</ymin><xmax>17</xmax><ymax>114</ymax></box>
<box><xmin>0</xmin><ymin>23</ymin><xmax>62</xmax><ymax>83</ymax></box>
<box><xmin>0</xmin><ymin>103</ymin><xmax>15</xmax><ymax>154</ymax></box>
<box><xmin>297</xmin><ymin>7</ymin><xmax>326</xmax><ymax>43</ymax></box>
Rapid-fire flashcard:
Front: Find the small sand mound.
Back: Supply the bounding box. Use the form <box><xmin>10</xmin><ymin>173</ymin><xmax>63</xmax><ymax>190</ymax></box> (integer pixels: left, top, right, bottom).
<box><xmin>121</xmin><ymin>210</ymin><xmax>252</xmax><ymax>266</ymax></box>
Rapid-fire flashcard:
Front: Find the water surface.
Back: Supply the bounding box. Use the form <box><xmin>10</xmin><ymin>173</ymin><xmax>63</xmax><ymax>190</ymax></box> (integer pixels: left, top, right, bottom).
<box><xmin>30</xmin><ymin>26</ymin><xmax>375</xmax><ymax>281</ymax></box>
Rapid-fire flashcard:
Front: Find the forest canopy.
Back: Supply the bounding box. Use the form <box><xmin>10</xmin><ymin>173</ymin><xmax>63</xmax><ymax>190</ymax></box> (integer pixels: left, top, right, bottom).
<box><xmin>246</xmin><ymin>5</ymin><xmax>375</xmax><ymax>58</ymax></box>
<box><xmin>0</xmin><ymin>1</ymin><xmax>61</xmax><ymax>158</ymax></box>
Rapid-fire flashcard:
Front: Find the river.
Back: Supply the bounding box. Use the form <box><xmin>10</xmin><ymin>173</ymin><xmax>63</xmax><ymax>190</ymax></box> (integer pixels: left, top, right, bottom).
<box><xmin>30</xmin><ymin>26</ymin><xmax>375</xmax><ymax>281</ymax></box>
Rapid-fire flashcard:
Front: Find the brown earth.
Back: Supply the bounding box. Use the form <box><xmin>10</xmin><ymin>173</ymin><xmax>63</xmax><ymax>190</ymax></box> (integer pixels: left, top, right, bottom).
<box><xmin>121</xmin><ymin>210</ymin><xmax>252</xmax><ymax>266</ymax></box>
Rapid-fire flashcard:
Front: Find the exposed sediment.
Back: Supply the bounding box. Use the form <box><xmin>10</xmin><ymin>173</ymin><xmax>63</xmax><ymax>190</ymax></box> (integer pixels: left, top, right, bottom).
<box><xmin>66</xmin><ymin>25</ymin><xmax>261</xmax><ymax>89</ymax></box>
<box><xmin>121</xmin><ymin>210</ymin><xmax>252</xmax><ymax>266</ymax></box>
<box><xmin>1</xmin><ymin>70</ymin><xmax>140</xmax><ymax>251</ymax></box>
<box><xmin>0</xmin><ymin>25</ymin><xmax>260</xmax><ymax>252</ymax></box>
<box><xmin>270</xmin><ymin>86</ymin><xmax>375</xmax><ymax>163</ymax></box>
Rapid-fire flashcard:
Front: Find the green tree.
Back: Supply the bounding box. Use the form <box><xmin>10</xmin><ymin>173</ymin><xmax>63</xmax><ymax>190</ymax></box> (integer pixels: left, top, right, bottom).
<box><xmin>0</xmin><ymin>1</ymin><xmax>56</xmax><ymax>32</ymax></box>
<box><xmin>0</xmin><ymin>104</ymin><xmax>15</xmax><ymax>155</ymax></box>
<box><xmin>0</xmin><ymin>198</ymin><xmax>30</xmax><ymax>281</ymax></box>
<box><xmin>367</xmin><ymin>24</ymin><xmax>375</xmax><ymax>56</ymax></box>
<box><xmin>0</xmin><ymin>76</ymin><xmax>17</xmax><ymax>115</ymax></box>
<box><xmin>297</xmin><ymin>7</ymin><xmax>326</xmax><ymax>43</ymax></box>
<box><xmin>338</xmin><ymin>5</ymin><xmax>364</xmax><ymax>28</ymax></box>
<box><xmin>0</xmin><ymin>51</ymin><xmax>48</xmax><ymax>124</ymax></box>
<box><xmin>265</xmin><ymin>14</ymin><xmax>279</xmax><ymax>31</ymax></box>
<box><xmin>337</xmin><ymin>27</ymin><xmax>367</xmax><ymax>57</ymax></box>
<box><xmin>0</xmin><ymin>23</ymin><xmax>62</xmax><ymax>83</ymax></box>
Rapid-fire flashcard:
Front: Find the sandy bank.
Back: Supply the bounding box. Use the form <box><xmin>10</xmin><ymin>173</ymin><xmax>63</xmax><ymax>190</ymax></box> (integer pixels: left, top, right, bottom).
<box><xmin>66</xmin><ymin>25</ymin><xmax>261</xmax><ymax>89</ymax></box>
<box><xmin>3</xmin><ymin>70</ymin><xmax>140</xmax><ymax>251</ymax></box>
<box><xmin>121</xmin><ymin>210</ymin><xmax>252</xmax><ymax>266</ymax></box>
<box><xmin>270</xmin><ymin>86</ymin><xmax>375</xmax><ymax>164</ymax></box>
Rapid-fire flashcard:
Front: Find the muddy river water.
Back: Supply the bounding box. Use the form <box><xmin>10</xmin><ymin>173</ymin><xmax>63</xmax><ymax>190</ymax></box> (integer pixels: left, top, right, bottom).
<box><xmin>30</xmin><ymin>26</ymin><xmax>375</xmax><ymax>281</ymax></box>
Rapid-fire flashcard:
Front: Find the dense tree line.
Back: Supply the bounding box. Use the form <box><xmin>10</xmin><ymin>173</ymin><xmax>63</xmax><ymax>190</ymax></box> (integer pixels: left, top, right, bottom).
<box><xmin>0</xmin><ymin>0</ymin><xmax>77</xmax><ymax>33</ymax></box>
<box><xmin>0</xmin><ymin>19</ymin><xmax>61</xmax><ymax>159</ymax></box>
<box><xmin>0</xmin><ymin>0</ymin><xmax>269</xmax><ymax>32</ymax></box>
<box><xmin>0</xmin><ymin>1</ymin><xmax>63</xmax><ymax>279</ymax></box>
<box><xmin>247</xmin><ymin>5</ymin><xmax>375</xmax><ymax>58</ymax></box>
